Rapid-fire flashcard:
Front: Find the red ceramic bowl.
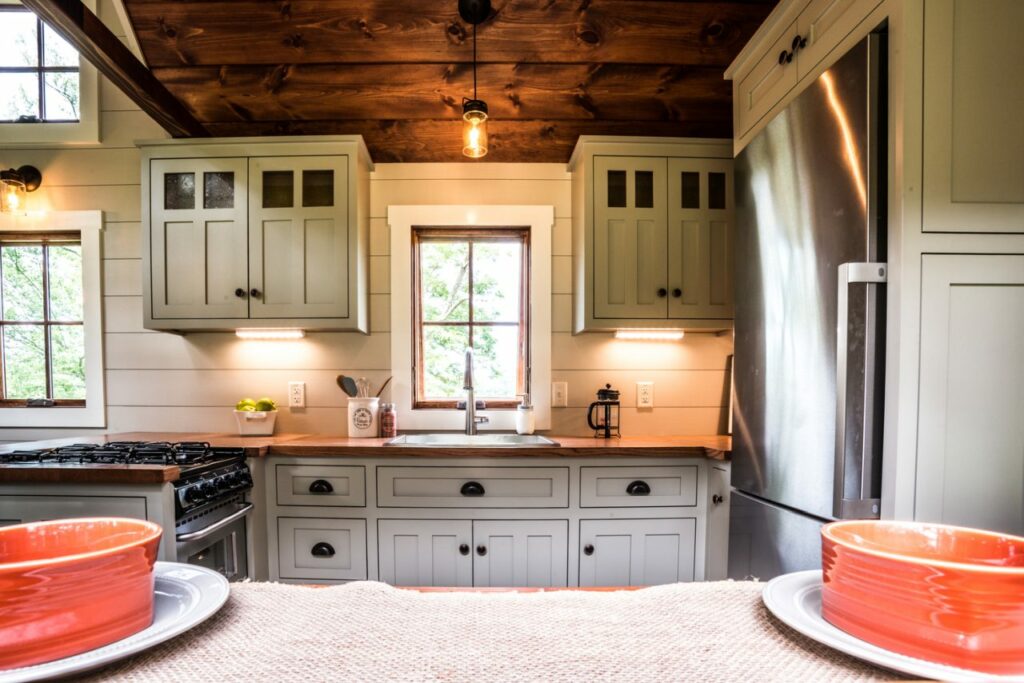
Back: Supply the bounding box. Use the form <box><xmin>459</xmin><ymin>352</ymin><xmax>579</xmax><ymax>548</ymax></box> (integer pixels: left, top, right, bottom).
<box><xmin>0</xmin><ymin>518</ymin><xmax>162</xmax><ymax>670</ymax></box>
<box><xmin>821</xmin><ymin>520</ymin><xmax>1024</xmax><ymax>674</ymax></box>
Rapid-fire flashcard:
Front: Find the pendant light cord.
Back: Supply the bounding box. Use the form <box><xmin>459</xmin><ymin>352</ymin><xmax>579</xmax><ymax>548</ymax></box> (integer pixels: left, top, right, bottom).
<box><xmin>473</xmin><ymin>22</ymin><xmax>478</xmax><ymax>100</ymax></box>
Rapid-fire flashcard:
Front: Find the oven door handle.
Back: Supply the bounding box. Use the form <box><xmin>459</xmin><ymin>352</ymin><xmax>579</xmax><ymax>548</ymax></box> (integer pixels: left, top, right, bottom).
<box><xmin>175</xmin><ymin>503</ymin><xmax>253</xmax><ymax>543</ymax></box>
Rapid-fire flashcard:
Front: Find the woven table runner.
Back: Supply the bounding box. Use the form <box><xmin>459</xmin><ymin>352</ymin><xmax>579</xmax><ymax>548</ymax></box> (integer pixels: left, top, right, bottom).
<box><xmin>86</xmin><ymin>580</ymin><xmax>900</xmax><ymax>682</ymax></box>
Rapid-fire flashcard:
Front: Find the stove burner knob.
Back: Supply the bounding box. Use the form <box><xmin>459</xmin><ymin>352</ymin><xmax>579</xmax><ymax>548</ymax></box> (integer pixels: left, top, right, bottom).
<box><xmin>184</xmin><ymin>486</ymin><xmax>205</xmax><ymax>504</ymax></box>
<box><xmin>199</xmin><ymin>481</ymin><xmax>218</xmax><ymax>498</ymax></box>
<box><xmin>216</xmin><ymin>475</ymin><xmax>232</xmax><ymax>491</ymax></box>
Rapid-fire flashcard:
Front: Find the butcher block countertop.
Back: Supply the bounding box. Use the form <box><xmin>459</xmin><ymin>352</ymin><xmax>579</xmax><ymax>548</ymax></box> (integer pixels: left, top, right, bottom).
<box><xmin>0</xmin><ymin>432</ymin><xmax>730</xmax><ymax>484</ymax></box>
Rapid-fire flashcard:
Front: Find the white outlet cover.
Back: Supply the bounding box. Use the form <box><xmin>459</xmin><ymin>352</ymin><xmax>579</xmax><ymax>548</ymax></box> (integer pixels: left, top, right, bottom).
<box><xmin>637</xmin><ymin>381</ymin><xmax>654</xmax><ymax>408</ymax></box>
<box><xmin>551</xmin><ymin>381</ymin><xmax>568</xmax><ymax>408</ymax></box>
<box><xmin>288</xmin><ymin>381</ymin><xmax>306</xmax><ymax>408</ymax></box>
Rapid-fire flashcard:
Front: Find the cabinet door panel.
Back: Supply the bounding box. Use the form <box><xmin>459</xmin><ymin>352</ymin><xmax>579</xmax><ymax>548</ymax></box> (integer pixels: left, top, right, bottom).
<box><xmin>378</xmin><ymin>519</ymin><xmax>472</xmax><ymax>587</ymax></box>
<box><xmin>150</xmin><ymin>158</ymin><xmax>248</xmax><ymax>319</ymax></box>
<box><xmin>796</xmin><ymin>0</ymin><xmax>875</xmax><ymax>80</ymax></box>
<box><xmin>736</xmin><ymin>22</ymin><xmax>798</xmax><ymax>137</ymax></box>
<box><xmin>922</xmin><ymin>0</ymin><xmax>1024</xmax><ymax>232</ymax></box>
<box><xmin>248</xmin><ymin>156</ymin><xmax>351</xmax><ymax>318</ymax></box>
<box><xmin>667</xmin><ymin>158</ymin><xmax>734</xmax><ymax>319</ymax></box>
<box><xmin>915</xmin><ymin>255</ymin><xmax>1024</xmax><ymax>534</ymax></box>
<box><xmin>579</xmin><ymin>518</ymin><xmax>696</xmax><ymax>587</ymax></box>
<box><xmin>473</xmin><ymin>520</ymin><xmax>568</xmax><ymax>588</ymax></box>
<box><xmin>592</xmin><ymin>156</ymin><xmax>667</xmax><ymax>319</ymax></box>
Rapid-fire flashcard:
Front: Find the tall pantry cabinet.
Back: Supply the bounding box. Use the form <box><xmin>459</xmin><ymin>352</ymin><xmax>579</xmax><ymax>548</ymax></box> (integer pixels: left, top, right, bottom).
<box><xmin>140</xmin><ymin>137</ymin><xmax>373</xmax><ymax>332</ymax></box>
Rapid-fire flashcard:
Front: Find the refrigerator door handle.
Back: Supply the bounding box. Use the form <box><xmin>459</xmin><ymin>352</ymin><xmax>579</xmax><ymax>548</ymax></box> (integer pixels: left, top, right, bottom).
<box><xmin>834</xmin><ymin>262</ymin><xmax>887</xmax><ymax>519</ymax></box>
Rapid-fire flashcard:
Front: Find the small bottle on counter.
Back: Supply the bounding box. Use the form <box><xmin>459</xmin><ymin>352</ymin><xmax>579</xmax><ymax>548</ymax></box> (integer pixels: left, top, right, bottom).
<box><xmin>379</xmin><ymin>402</ymin><xmax>397</xmax><ymax>438</ymax></box>
<box><xmin>515</xmin><ymin>394</ymin><xmax>535</xmax><ymax>435</ymax></box>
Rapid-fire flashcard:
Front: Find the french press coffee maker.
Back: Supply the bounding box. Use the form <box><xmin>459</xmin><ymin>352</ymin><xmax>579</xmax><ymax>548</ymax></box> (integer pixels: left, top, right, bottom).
<box><xmin>587</xmin><ymin>384</ymin><xmax>621</xmax><ymax>438</ymax></box>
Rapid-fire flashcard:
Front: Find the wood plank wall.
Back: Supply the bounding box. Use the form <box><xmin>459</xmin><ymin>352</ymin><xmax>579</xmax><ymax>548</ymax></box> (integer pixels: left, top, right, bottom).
<box><xmin>0</xmin><ymin>0</ymin><xmax>733</xmax><ymax>443</ymax></box>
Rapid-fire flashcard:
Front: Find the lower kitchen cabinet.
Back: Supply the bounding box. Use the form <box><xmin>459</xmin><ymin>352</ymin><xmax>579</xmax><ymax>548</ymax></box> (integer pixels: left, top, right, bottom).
<box><xmin>473</xmin><ymin>520</ymin><xmax>568</xmax><ymax>588</ymax></box>
<box><xmin>378</xmin><ymin>519</ymin><xmax>472</xmax><ymax>587</ymax></box>
<box><xmin>579</xmin><ymin>518</ymin><xmax>697</xmax><ymax>587</ymax></box>
<box><xmin>277</xmin><ymin>517</ymin><xmax>367</xmax><ymax>581</ymax></box>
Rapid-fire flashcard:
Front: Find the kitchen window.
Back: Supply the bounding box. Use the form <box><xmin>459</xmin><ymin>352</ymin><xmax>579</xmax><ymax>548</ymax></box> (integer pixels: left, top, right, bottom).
<box><xmin>412</xmin><ymin>227</ymin><xmax>529</xmax><ymax>409</ymax></box>
<box><xmin>0</xmin><ymin>2</ymin><xmax>98</xmax><ymax>143</ymax></box>
<box><xmin>0</xmin><ymin>233</ymin><xmax>84</xmax><ymax>405</ymax></box>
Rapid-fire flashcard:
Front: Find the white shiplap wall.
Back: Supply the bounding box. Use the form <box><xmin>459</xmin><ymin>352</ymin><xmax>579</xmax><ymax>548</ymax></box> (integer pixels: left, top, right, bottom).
<box><xmin>0</xmin><ymin>2</ymin><xmax>733</xmax><ymax>442</ymax></box>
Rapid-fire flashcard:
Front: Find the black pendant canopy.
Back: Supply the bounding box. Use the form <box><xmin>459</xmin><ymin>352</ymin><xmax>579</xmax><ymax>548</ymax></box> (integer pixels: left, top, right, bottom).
<box><xmin>458</xmin><ymin>0</ymin><xmax>491</xmax><ymax>25</ymax></box>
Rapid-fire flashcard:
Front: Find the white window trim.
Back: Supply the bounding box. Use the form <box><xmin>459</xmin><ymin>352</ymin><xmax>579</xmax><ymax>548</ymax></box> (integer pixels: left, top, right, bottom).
<box><xmin>389</xmin><ymin>205</ymin><xmax>553</xmax><ymax>431</ymax></box>
<box><xmin>0</xmin><ymin>210</ymin><xmax>105</xmax><ymax>427</ymax></box>
<box><xmin>0</xmin><ymin>0</ymin><xmax>100</xmax><ymax>146</ymax></box>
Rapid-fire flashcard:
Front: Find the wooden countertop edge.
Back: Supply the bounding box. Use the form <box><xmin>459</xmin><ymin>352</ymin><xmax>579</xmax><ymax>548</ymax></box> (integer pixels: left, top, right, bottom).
<box><xmin>0</xmin><ymin>464</ymin><xmax>179</xmax><ymax>484</ymax></box>
<box><xmin>263</xmin><ymin>444</ymin><xmax>728</xmax><ymax>460</ymax></box>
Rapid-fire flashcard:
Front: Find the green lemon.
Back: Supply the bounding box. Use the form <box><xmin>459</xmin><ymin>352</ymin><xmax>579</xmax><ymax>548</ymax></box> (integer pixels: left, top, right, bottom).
<box><xmin>255</xmin><ymin>397</ymin><xmax>276</xmax><ymax>412</ymax></box>
<box><xmin>236</xmin><ymin>398</ymin><xmax>257</xmax><ymax>411</ymax></box>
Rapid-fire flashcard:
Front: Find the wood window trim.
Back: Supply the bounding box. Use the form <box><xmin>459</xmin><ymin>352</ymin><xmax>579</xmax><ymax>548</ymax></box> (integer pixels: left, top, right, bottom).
<box><xmin>0</xmin><ymin>231</ymin><xmax>85</xmax><ymax>407</ymax></box>
<box><xmin>411</xmin><ymin>226</ymin><xmax>530</xmax><ymax>410</ymax></box>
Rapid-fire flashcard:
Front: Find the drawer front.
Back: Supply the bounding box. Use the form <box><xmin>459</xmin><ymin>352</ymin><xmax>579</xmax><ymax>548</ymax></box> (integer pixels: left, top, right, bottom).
<box><xmin>736</xmin><ymin>21</ymin><xmax>799</xmax><ymax>137</ymax></box>
<box><xmin>377</xmin><ymin>467</ymin><xmax>569</xmax><ymax>508</ymax></box>
<box><xmin>277</xmin><ymin>517</ymin><xmax>367</xmax><ymax>580</ymax></box>
<box><xmin>580</xmin><ymin>466</ymin><xmax>698</xmax><ymax>507</ymax></box>
<box><xmin>275</xmin><ymin>465</ymin><xmax>366</xmax><ymax>507</ymax></box>
<box><xmin>796</xmin><ymin>0</ymin><xmax>878</xmax><ymax>80</ymax></box>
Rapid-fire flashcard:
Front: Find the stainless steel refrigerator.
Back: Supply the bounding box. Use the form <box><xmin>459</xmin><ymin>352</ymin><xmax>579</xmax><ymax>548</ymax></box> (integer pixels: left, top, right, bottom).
<box><xmin>728</xmin><ymin>32</ymin><xmax>888</xmax><ymax>580</ymax></box>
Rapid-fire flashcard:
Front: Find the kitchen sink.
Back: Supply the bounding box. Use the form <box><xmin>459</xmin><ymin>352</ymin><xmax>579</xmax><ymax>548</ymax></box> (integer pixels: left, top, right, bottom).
<box><xmin>384</xmin><ymin>434</ymin><xmax>560</xmax><ymax>448</ymax></box>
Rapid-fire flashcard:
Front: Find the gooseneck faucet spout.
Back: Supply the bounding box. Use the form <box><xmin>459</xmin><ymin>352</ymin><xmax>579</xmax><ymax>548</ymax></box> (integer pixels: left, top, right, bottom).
<box><xmin>462</xmin><ymin>348</ymin><xmax>488</xmax><ymax>435</ymax></box>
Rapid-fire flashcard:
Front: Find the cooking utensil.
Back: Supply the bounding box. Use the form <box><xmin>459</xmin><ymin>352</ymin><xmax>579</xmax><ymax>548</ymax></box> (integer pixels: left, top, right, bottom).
<box><xmin>357</xmin><ymin>377</ymin><xmax>369</xmax><ymax>398</ymax></box>
<box><xmin>375</xmin><ymin>376</ymin><xmax>392</xmax><ymax>398</ymax></box>
<box><xmin>337</xmin><ymin>375</ymin><xmax>358</xmax><ymax>397</ymax></box>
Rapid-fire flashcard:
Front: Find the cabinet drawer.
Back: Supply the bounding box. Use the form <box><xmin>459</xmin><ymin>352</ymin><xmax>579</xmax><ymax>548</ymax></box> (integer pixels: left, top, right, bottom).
<box><xmin>736</xmin><ymin>21</ymin><xmax>799</xmax><ymax>136</ymax></box>
<box><xmin>377</xmin><ymin>467</ymin><xmax>569</xmax><ymax>508</ymax></box>
<box><xmin>275</xmin><ymin>465</ymin><xmax>365</xmax><ymax>507</ymax></box>
<box><xmin>580</xmin><ymin>466</ymin><xmax>698</xmax><ymax>507</ymax></box>
<box><xmin>277</xmin><ymin>517</ymin><xmax>367</xmax><ymax>580</ymax></box>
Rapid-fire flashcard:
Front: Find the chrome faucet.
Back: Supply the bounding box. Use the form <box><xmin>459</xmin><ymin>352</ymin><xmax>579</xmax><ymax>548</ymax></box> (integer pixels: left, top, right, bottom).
<box><xmin>462</xmin><ymin>348</ymin><xmax>488</xmax><ymax>435</ymax></box>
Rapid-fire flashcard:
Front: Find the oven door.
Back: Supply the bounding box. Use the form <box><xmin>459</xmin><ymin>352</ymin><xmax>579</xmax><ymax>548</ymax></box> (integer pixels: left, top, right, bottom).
<box><xmin>175</xmin><ymin>501</ymin><xmax>253</xmax><ymax>581</ymax></box>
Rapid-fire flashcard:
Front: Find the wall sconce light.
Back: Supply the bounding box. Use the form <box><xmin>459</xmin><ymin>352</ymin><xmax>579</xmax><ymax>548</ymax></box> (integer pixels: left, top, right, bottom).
<box><xmin>0</xmin><ymin>165</ymin><xmax>42</xmax><ymax>214</ymax></box>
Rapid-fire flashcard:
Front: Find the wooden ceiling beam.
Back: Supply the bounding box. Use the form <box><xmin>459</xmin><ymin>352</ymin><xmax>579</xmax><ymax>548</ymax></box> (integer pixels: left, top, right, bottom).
<box><xmin>123</xmin><ymin>0</ymin><xmax>774</xmax><ymax>68</ymax></box>
<box><xmin>154</xmin><ymin>63</ymin><xmax>732</xmax><ymax>123</ymax></box>
<box><xmin>201</xmin><ymin>119</ymin><xmax>733</xmax><ymax>163</ymax></box>
<box><xmin>20</xmin><ymin>0</ymin><xmax>207</xmax><ymax>137</ymax></box>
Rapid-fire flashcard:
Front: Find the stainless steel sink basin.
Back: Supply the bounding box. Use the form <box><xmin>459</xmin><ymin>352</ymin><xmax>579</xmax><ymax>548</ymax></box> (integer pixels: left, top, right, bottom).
<box><xmin>384</xmin><ymin>434</ymin><xmax>560</xmax><ymax>448</ymax></box>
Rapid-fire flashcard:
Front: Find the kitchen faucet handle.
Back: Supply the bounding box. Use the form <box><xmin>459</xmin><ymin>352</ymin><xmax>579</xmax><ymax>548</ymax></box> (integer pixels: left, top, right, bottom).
<box><xmin>455</xmin><ymin>400</ymin><xmax>488</xmax><ymax>410</ymax></box>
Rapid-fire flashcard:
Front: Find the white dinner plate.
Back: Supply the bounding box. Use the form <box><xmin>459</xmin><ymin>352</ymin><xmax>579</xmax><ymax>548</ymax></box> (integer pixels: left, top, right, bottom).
<box><xmin>762</xmin><ymin>570</ymin><xmax>1024</xmax><ymax>683</ymax></box>
<box><xmin>0</xmin><ymin>561</ymin><xmax>230</xmax><ymax>683</ymax></box>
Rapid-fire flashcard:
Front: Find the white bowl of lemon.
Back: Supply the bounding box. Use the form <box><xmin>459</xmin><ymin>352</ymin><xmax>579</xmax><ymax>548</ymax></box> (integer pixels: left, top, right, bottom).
<box><xmin>234</xmin><ymin>397</ymin><xmax>278</xmax><ymax>436</ymax></box>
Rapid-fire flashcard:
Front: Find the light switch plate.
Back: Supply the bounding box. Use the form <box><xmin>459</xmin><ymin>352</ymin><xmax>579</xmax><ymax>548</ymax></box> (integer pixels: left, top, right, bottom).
<box><xmin>551</xmin><ymin>381</ymin><xmax>568</xmax><ymax>408</ymax></box>
<box><xmin>637</xmin><ymin>381</ymin><xmax>654</xmax><ymax>408</ymax></box>
<box><xmin>288</xmin><ymin>381</ymin><xmax>306</xmax><ymax>408</ymax></box>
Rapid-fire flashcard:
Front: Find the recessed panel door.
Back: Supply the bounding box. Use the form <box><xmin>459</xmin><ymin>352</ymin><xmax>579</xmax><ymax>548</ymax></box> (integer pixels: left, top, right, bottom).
<box><xmin>248</xmin><ymin>156</ymin><xmax>350</xmax><ymax>319</ymax></box>
<box><xmin>378</xmin><ymin>519</ymin><xmax>472</xmax><ymax>587</ymax></box>
<box><xmin>150</xmin><ymin>157</ymin><xmax>249</xmax><ymax>319</ymax></box>
<box><xmin>579</xmin><ymin>518</ymin><xmax>696</xmax><ymax>587</ymax></box>
<box><xmin>472</xmin><ymin>520</ymin><xmax>568</xmax><ymax>588</ymax></box>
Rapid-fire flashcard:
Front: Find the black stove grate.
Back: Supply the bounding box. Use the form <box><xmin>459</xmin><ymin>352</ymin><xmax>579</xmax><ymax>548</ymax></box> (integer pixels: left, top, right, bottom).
<box><xmin>0</xmin><ymin>441</ymin><xmax>245</xmax><ymax>467</ymax></box>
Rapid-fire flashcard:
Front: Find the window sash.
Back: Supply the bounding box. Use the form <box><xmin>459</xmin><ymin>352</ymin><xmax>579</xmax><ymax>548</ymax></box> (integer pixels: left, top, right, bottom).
<box><xmin>412</xmin><ymin>227</ymin><xmax>530</xmax><ymax>409</ymax></box>
<box><xmin>0</xmin><ymin>232</ymin><xmax>84</xmax><ymax>405</ymax></box>
<box><xmin>0</xmin><ymin>6</ymin><xmax>81</xmax><ymax>123</ymax></box>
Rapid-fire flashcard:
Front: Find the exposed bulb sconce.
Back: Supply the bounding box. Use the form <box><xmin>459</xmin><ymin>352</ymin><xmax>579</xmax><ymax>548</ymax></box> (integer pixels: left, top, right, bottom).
<box><xmin>0</xmin><ymin>165</ymin><xmax>42</xmax><ymax>215</ymax></box>
<box><xmin>459</xmin><ymin>0</ymin><xmax>491</xmax><ymax>159</ymax></box>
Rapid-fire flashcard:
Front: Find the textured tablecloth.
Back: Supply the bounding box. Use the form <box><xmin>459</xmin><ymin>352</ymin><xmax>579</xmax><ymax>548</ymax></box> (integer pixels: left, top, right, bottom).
<box><xmin>85</xmin><ymin>580</ymin><xmax>901</xmax><ymax>682</ymax></box>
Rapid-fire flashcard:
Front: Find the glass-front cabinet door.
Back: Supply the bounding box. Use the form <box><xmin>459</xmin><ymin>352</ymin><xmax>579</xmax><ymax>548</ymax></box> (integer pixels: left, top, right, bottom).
<box><xmin>149</xmin><ymin>158</ymin><xmax>249</xmax><ymax>319</ymax></box>
<box><xmin>247</xmin><ymin>156</ymin><xmax>350</xmax><ymax>319</ymax></box>
<box><xmin>592</xmin><ymin>156</ymin><xmax>668</xmax><ymax>320</ymax></box>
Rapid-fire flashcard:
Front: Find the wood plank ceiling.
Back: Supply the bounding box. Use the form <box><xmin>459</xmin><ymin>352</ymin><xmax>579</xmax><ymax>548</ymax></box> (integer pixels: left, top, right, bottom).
<box><xmin>122</xmin><ymin>0</ymin><xmax>778</xmax><ymax>162</ymax></box>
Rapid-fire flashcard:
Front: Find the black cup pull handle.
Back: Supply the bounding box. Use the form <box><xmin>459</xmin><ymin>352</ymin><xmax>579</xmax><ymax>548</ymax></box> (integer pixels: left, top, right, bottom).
<box><xmin>626</xmin><ymin>480</ymin><xmax>651</xmax><ymax>496</ymax></box>
<box><xmin>459</xmin><ymin>543</ymin><xmax>470</xmax><ymax>556</ymax></box>
<box><xmin>583</xmin><ymin>544</ymin><xmax>595</xmax><ymax>556</ymax></box>
<box><xmin>460</xmin><ymin>481</ymin><xmax>485</xmax><ymax>496</ymax></box>
<box><xmin>309</xmin><ymin>479</ymin><xmax>334</xmax><ymax>494</ymax></box>
<box><xmin>234</xmin><ymin>287</ymin><xmax>247</xmax><ymax>299</ymax></box>
<box><xmin>249</xmin><ymin>288</ymin><xmax>261</xmax><ymax>298</ymax></box>
<box><xmin>476</xmin><ymin>545</ymin><xmax>487</xmax><ymax>557</ymax></box>
<box><xmin>311</xmin><ymin>542</ymin><xmax>335</xmax><ymax>558</ymax></box>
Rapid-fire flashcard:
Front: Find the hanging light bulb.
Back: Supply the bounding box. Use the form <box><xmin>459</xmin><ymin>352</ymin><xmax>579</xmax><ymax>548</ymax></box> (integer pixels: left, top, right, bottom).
<box><xmin>458</xmin><ymin>0</ymin><xmax>490</xmax><ymax>159</ymax></box>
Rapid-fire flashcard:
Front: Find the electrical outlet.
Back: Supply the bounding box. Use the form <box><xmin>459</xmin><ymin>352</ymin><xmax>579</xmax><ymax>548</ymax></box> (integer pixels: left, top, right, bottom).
<box><xmin>552</xmin><ymin>381</ymin><xmax>568</xmax><ymax>408</ymax></box>
<box><xmin>288</xmin><ymin>381</ymin><xmax>306</xmax><ymax>408</ymax></box>
<box><xmin>637</xmin><ymin>381</ymin><xmax>654</xmax><ymax>408</ymax></box>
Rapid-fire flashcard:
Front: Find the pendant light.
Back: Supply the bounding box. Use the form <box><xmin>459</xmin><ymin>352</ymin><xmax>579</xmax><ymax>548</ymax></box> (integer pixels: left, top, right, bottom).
<box><xmin>458</xmin><ymin>0</ymin><xmax>490</xmax><ymax>159</ymax></box>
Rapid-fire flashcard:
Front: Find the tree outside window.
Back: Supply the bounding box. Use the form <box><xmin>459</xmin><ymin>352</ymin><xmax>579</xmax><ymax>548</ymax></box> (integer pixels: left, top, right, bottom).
<box><xmin>0</xmin><ymin>6</ymin><xmax>81</xmax><ymax>123</ymax></box>
<box><xmin>413</xmin><ymin>227</ymin><xmax>529</xmax><ymax>408</ymax></box>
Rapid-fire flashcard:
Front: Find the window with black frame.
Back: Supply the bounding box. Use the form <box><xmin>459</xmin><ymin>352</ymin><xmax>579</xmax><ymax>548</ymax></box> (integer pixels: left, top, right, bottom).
<box><xmin>0</xmin><ymin>5</ymin><xmax>81</xmax><ymax>123</ymax></box>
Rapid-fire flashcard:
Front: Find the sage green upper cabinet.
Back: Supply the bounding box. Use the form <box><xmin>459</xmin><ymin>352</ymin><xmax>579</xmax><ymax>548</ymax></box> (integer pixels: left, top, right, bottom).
<box><xmin>141</xmin><ymin>137</ymin><xmax>372</xmax><ymax>332</ymax></box>
<box><xmin>570</xmin><ymin>137</ymin><xmax>734</xmax><ymax>333</ymax></box>
<box><xmin>248</xmin><ymin>156</ymin><xmax>351</xmax><ymax>319</ymax></box>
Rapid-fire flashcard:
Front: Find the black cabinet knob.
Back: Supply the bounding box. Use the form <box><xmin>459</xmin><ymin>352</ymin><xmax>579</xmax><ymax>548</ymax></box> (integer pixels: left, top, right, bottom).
<box><xmin>712</xmin><ymin>494</ymin><xmax>725</xmax><ymax>505</ymax></box>
<box><xmin>792</xmin><ymin>34</ymin><xmax>807</xmax><ymax>50</ymax></box>
<box><xmin>460</xmin><ymin>481</ymin><xmax>485</xmax><ymax>496</ymax></box>
<box><xmin>311</xmin><ymin>542</ymin><xmax>335</xmax><ymax>558</ymax></box>
<box><xmin>672</xmin><ymin>288</ymin><xmax>682</xmax><ymax>298</ymax></box>
<box><xmin>476</xmin><ymin>545</ymin><xmax>487</xmax><ymax>557</ymax></box>
<box><xmin>626</xmin><ymin>480</ymin><xmax>652</xmax><ymax>496</ymax></box>
<box><xmin>234</xmin><ymin>288</ymin><xmax>247</xmax><ymax>299</ymax></box>
<box><xmin>778</xmin><ymin>50</ymin><xmax>789</xmax><ymax>65</ymax></box>
<box><xmin>657</xmin><ymin>288</ymin><xmax>668</xmax><ymax>298</ymax></box>
<box><xmin>249</xmin><ymin>288</ymin><xmax>261</xmax><ymax>298</ymax></box>
<box><xmin>308</xmin><ymin>479</ymin><xmax>334</xmax><ymax>494</ymax></box>
<box><xmin>459</xmin><ymin>543</ymin><xmax>470</xmax><ymax>556</ymax></box>
<box><xmin>583</xmin><ymin>544</ymin><xmax>595</xmax><ymax>556</ymax></box>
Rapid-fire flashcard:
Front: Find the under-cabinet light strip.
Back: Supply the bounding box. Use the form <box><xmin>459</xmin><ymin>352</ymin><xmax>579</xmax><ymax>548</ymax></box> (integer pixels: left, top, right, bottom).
<box><xmin>235</xmin><ymin>329</ymin><xmax>306</xmax><ymax>340</ymax></box>
<box><xmin>614</xmin><ymin>330</ymin><xmax>685</xmax><ymax>341</ymax></box>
